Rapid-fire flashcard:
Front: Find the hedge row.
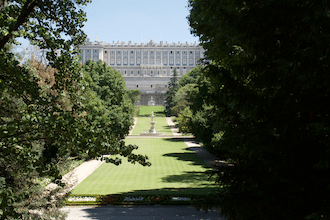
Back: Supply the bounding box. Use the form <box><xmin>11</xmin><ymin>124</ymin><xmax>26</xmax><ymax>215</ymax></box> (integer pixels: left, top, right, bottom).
<box><xmin>66</xmin><ymin>194</ymin><xmax>216</xmax><ymax>206</ymax></box>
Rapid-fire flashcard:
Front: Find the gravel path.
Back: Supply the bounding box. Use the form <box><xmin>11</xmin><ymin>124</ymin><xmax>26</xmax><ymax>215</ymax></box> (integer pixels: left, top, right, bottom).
<box><xmin>165</xmin><ymin>117</ymin><xmax>181</xmax><ymax>136</ymax></box>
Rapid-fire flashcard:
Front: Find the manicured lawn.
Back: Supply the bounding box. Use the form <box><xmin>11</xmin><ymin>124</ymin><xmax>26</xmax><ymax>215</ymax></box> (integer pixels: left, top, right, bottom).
<box><xmin>139</xmin><ymin>105</ymin><xmax>165</xmax><ymax>117</ymax></box>
<box><xmin>131</xmin><ymin>117</ymin><xmax>172</xmax><ymax>135</ymax></box>
<box><xmin>71</xmin><ymin>138</ymin><xmax>217</xmax><ymax>196</ymax></box>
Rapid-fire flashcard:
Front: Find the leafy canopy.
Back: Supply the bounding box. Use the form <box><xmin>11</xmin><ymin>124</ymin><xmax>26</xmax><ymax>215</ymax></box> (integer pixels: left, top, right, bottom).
<box><xmin>0</xmin><ymin>1</ymin><xmax>149</xmax><ymax>219</ymax></box>
<box><xmin>188</xmin><ymin>0</ymin><xmax>330</xmax><ymax>219</ymax></box>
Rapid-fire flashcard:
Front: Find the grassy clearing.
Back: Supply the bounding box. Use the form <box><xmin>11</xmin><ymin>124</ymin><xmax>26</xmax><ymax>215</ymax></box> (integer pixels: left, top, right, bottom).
<box><xmin>131</xmin><ymin>117</ymin><xmax>172</xmax><ymax>135</ymax></box>
<box><xmin>139</xmin><ymin>106</ymin><xmax>165</xmax><ymax>117</ymax></box>
<box><xmin>71</xmin><ymin>138</ymin><xmax>217</xmax><ymax>196</ymax></box>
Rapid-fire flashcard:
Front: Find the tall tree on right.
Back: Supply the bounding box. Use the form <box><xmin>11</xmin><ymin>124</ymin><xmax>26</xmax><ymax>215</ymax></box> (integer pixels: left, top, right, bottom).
<box><xmin>165</xmin><ymin>68</ymin><xmax>179</xmax><ymax>116</ymax></box>
<box><xmin>188</xmin><ymin>1</ymin><xmax>330</xmax><ymax>219</ymax></box>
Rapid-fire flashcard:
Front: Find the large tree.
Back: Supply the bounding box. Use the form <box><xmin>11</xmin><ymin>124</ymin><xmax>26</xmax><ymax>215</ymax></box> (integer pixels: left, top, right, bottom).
<box><xmin>165</xmin><ymin>68</ymin><xmax>179</xmax><ymax>116</ymax></box>
<box><xmin>189</xmin><ymin>1</ymin><xmax>330</xmax><ymax>219</ymax></box>
<box><xmin>0</xmin><ymin>1</ymin><xmax>149</xmax><ymax>219</ymax></box>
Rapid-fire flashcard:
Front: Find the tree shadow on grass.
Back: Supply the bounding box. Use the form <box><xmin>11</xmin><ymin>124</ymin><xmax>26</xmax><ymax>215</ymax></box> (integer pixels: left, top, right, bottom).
<box><xmin>154</xmin><ymin>110</ymin><xmax>165</xmax><ymax>117</ymax></box>
<box><xmin>162</xmin><ymin>171</ymin><xmax>214</xmax><ymax>185</ymax></box>
<box><xmin>163</xmin><ymin>151</ymin><xmax>210</xmax><ymax>168</ymax></box>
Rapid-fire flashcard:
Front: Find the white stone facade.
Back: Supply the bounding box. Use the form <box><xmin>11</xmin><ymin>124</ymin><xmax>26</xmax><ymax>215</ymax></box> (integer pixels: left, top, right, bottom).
<box><xmin>79</xmin><ymin>39</ymin><xmax>204</xmax><ymax>105</ymax></box>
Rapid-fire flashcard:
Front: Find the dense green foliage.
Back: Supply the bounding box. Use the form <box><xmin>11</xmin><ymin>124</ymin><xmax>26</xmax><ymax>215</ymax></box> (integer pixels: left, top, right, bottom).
<box><xmin>81</xmin><ymin>60</ymin><xmax>134</xmax><ymax>141</ymax></box>
<box><xmin>79</xmin><ymin>60</ymin><xmax>150</xmax><ymax>166</ymax></box>
<box><xmin>188</xmin><ymin>0</ymin><xmax>330</xmax><ymax>219</ymax></box>
<box><xmin>0</xmin><ymin>1</ymin><xmax>149</xmax><ymax>219</ymax></box>
<box><xmin>127</xmin><ymin>89</ymin><xmax>141</xmax><ymax>105</ymax></box>
<box><xmin>165</xmin><ymin>68</ymin><xmax>179</xmax><ymax>116</ymax></box>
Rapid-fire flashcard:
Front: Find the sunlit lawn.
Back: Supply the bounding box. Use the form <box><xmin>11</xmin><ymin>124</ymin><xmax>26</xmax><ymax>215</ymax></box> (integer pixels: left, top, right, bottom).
<box><xmin>71</xmin><ymin>138</ymin><xmax>217</xmax><ymax>195</ymax></box>
<box><xmin>131</xmin><ymin>117</ymin><xmax>172</xmax><ymax>135</ymax></box>
<box><xmin>139</xmin><ymin>105</ymin><xmax>165</xmax><ymax>117</ymax></box>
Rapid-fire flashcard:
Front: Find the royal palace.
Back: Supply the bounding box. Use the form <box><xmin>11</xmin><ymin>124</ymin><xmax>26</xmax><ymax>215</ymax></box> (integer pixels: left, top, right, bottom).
<box><xmin>79</xmin><ymin>38</ymin><xmax>204</xmax><ymax>105</ymax></box>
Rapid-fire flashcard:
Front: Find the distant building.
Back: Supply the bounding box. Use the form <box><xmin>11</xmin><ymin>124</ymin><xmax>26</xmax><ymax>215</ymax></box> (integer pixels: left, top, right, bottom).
<box><xmin>79</xmin><ymin>39</ymin><xmax>204</xmax><ymax>105</ymax></box>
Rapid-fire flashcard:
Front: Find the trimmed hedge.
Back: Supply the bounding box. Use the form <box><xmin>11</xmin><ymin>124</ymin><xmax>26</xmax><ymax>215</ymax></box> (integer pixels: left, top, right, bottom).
<box><xmin>66</xmin><ymin>194</ymin><xmax>218</xmax><ymax>206</ymax></box>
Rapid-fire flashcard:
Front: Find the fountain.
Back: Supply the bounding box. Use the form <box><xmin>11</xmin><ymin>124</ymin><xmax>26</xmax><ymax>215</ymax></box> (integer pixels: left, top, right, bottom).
<box><xmin>140</xmin><ymin>112</ymin><xmax>165</xmax><ymax>136</ymax></box>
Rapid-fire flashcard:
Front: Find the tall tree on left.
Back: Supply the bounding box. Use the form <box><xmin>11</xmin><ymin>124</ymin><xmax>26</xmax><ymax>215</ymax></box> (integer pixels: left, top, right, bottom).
<box><xmin>0</xmin><ymin>1</ymin><xmax>149</xmax><ymax>219</ymax></box>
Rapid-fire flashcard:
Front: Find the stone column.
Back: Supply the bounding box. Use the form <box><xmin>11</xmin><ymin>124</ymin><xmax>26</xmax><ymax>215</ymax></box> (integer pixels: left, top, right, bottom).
<box><xmin>168</xmin><ymin>50</ymin><xmax>170</xmax><ymax>75</ymax></box>
<box><xmin>83</xmin><ymin>49</ymin><xmax>85</xmax><ymax>63</ymax></box>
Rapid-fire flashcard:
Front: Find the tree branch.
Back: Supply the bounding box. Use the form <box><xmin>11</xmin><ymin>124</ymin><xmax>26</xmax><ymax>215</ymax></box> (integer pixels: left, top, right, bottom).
<box><xmin>0</xmin><ymin>0</ymin><xmax>38</xmax><ymax>49</ymax></box>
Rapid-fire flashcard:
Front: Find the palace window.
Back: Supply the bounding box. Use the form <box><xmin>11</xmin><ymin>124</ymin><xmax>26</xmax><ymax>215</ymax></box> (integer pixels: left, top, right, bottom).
<box><xmin>137</xmin><ymin>59</ymin><xmax>141</xmax><ymax>65</ymax></box>
<box><xmin>189</xmin><ymin>59</ymin><xmax>194</xmax><ymax>65</ymax></box>
<box><xmin>124</xmin><ymin>59</ymin><xmax>128</xmax><ymax>65</ymax></box>
<box><xmin>130</xmin><ymin>59</ymin><xmax>134</xmax><ymax>65</ymax></box>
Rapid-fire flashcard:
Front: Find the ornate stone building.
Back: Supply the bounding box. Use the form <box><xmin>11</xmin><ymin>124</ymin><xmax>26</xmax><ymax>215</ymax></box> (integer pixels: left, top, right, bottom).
<box><xmin>79</xmin><ymin>38</ymin><xmax>204</xmax><ymax>105</ymax></box>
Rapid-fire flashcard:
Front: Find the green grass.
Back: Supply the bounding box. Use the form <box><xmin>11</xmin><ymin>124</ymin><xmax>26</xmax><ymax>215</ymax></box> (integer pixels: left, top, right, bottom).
<box><xmin>138</xmin><ymin>106</ymin><xmax>165</xmax><ymax>117</ymax></box>
<box><xmin>71</xmin><ymin>138</ymin><xmax>217</xmax><ymax>196</ymax></box>
<box><xmin>131</xmin><ymin>117</ymin><xmax>173</xmax><ymax>135</ymax></box>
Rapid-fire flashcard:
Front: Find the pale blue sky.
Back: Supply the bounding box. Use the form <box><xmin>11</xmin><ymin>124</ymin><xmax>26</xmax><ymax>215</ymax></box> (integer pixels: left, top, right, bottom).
<box><xmin>17</xmin><ymin>0</ymin><xmax>198</xmax><ymax>52</ymax></box>
<box><xmin>81</xmin><ymin>0</ymin><xmax>198</xmax><ymax>44</ymax></box>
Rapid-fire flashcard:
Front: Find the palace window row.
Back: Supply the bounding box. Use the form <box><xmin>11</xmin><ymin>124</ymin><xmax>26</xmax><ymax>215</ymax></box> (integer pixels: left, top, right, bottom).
<box><xmin>83</xmin><ymin>49</ymin><xmax>201</xmax><ymax>66</ymax></box>
<box><xmin>119</xmin><ymin>69</ymin><xmax>186</xmax><ymax>76</ymax></box>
